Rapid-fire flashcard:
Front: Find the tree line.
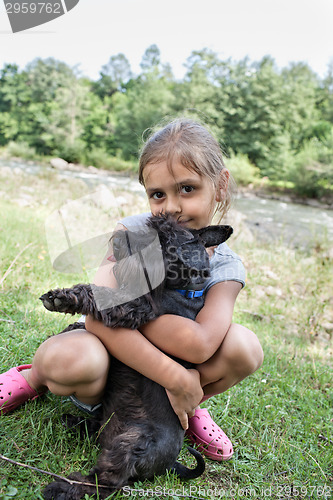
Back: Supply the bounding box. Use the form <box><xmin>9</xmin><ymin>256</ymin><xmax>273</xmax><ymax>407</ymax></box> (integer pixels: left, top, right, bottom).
<box><xmin>1</xmin><ymin>45</ymin><xmax>332</xmax><ymax>198</ymax></box>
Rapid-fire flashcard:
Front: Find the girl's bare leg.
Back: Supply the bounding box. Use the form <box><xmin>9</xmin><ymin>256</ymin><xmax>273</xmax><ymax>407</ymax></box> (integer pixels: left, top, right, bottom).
<box><xmin>20</xmin><ymin>323</ymin><xmax>261</xmax><ymax>407</ymax></box>
<box><xmin>22</xmin><ymin>329</ymin><xmax>110</xmax><ymax>405</ymax></box>
<box><xmin>197</xmin><ymin>323</ymin><xmax>264</xmax><ymax>396</ymax></box>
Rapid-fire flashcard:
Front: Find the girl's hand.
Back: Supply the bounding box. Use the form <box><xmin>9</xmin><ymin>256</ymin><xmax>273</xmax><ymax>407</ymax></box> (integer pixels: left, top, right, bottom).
<box><xmin>166</xmin><ymin>368</ymin><xmax>203</xmax><ymax>430</ymax></box>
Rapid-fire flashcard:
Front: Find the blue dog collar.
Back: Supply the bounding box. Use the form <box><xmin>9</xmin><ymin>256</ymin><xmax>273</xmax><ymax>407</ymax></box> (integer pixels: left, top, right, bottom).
<box><xmin>175</xmin><ymin>289</ymin><xmax>205</xmax><ymax>299</ymax></box>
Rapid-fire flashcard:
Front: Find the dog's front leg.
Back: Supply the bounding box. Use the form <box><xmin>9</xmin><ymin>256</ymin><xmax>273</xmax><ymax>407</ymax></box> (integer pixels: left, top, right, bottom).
<box><xmin>40</xmin><ymin>284</ymin><xmax>101</xmax><ymax>317</ymax></box>
<box><xmin>40</xmin><ymin>285</ymin><xmax>158</xmax><ymax>329</ymax></box>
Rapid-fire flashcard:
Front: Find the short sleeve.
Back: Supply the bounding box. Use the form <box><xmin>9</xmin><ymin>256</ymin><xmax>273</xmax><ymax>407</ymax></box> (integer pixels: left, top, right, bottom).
<box><xmin>118</xmin><ymin>212</ymin><xmax>151</xmax><ymax>229</ymax></box>
<box><xmin>205</xmin><ymin>243</ymin><xmax>246</xmax><ymax>290</ymax></box>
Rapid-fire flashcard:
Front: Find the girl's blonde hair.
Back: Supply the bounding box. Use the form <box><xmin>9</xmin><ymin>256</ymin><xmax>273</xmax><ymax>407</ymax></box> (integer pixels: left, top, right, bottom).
<box><xmin>138</xmin><ymin>118</ymin><xmax>235</xmax><ymax>221</ymax></box>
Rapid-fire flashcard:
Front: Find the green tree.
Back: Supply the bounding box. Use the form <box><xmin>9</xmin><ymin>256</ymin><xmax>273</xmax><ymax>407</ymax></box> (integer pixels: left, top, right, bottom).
<box><xmin>112</xmin><ymin>73</ymin><xmax>176</xmax><ymax>159</ymax></box>
<box><xmin>280</xmin><ymin>62</ymin><xmax>320</xmax><ymax>150</ymax></box>
<box><xmin>315</xmin><ymin>60</ymin><xmax>333</xmax><ymax>139</ymax></box>
<box><xmin>24</xmin><ymin>58</ymin><xmax>78</xmax><ymax>154</ymax></box>
<box><xmin>92</xmin><ymin>53</ymin><xmax>132</xmax><ymax>100</ymax></box>
<box><xmin>40</xmin><ymin>76</ymin><xmax>93</xmax><ymax>161</ymax></box>
<box><xmin>174</xmin><ymin>49</ymin><xmax>226</xmax><ymax>139</ymax></box>
<box><xmin>140</xmin><ymin>44</ymin><xmax>174</xmax><ymax>80</ymax></box>
<box><xmin>1</xmin><ymin>48</ymin><xmax>331</xmax><ymax>199</ymax></box>
<box><xmin>140</xmin><ymin>44</ymin><xmax>161</xmax><ymax>72</ymax></box>
<box><xmin>26</xmin><ymin>57</ymin><xmax>76</xmax><ymax>102</ymax></box>
<box><xmin>221</xmin><ymin>57</ymin><xmax>289</xmax><ymax>177</ymax></box>
<box><xmin>80</xmin><ymin>89</ymin><xmax>109</xmax><ymax>152</ymax></box>
<box><xmin>0</xmin><ymin>64</ymin><xmax>32</xmax><ymax>145</ymax></box>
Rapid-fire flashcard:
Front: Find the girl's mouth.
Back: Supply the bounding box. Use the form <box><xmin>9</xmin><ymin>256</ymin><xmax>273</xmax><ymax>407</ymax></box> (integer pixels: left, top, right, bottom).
<box><xmin>178</xmin><ymin>221</ymin><xmax>192</xmax><ymax>228</ymax></box>
<box><xmin>177</xmin><ymin>217</ymin><xmax>192</xmax><ymax>227</ymax></box>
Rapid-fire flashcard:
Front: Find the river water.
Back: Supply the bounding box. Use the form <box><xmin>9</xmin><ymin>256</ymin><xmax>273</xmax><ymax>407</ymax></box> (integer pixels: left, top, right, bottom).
<box><xmin>233</xmin><ymin>196</ymin><xmax>333</xmax><ymax>248</ymax></box>
<box><xmin>2</xmin><ymin>158</ymin><xmax>333</xmax><ymax>249</ymax></box>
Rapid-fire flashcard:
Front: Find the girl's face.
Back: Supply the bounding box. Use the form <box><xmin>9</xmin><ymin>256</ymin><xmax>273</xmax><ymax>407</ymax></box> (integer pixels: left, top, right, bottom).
<box><xmin>143</xmin><ymin>160</ymin><xmax>219</xmax><ymax>229</ymax></box>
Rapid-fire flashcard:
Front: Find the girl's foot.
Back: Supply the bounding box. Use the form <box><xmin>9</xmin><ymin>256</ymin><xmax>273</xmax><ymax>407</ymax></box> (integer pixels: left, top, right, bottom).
<box><xmin>0</xmin><ymin>365</ymin><xmax>46</xmax><ymax>415</ymax></box>
<box><xmin>186</xmin><ymin>408</ymin><xmax>233</xmax><ymax>461</ymax></box>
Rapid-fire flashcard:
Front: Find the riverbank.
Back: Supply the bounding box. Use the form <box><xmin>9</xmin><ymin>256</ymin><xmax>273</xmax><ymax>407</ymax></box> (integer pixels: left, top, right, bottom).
<box><xmin>45</xmin><ymin>157</ymin><xmax>333</xmax><ymax>210</ymax></box>
<box><xmin>2</xmin><ymin>153</ymin><xmax>333</xmax><ymax>210</ymax></box>
<box><xmin>241</xmin><ymin>185</ymin><xmax>333</xmax><ymax>210</ymax></box>
<box><xmin>48</xmin><ymin>156</ymin><xmax>333</xmax><ymax>210</ymax></box>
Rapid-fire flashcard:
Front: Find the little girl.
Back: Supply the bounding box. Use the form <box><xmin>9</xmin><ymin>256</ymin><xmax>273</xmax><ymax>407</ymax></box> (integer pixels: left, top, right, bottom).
<box><xmin>0</xmin><ymin>118</ymin><xmax>263</xmax><ymax>461</ymax></box>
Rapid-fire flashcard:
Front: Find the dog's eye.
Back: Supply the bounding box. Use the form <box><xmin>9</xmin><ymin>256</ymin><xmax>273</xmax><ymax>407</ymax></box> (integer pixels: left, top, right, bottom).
<box><xmin>202</xmin><ymin>269</ymin><xmax>210</xmax><ymax>278</ymax></box>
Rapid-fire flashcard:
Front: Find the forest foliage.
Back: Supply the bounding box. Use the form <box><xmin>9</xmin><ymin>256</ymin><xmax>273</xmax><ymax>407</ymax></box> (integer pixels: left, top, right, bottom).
<box><xmin>1</xmin><ymin>45</ymin><xmax>333</xmax><ymax>199</ymax></box>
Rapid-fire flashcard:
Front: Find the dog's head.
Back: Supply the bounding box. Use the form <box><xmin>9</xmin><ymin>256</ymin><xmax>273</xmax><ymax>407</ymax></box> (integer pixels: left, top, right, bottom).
<box><xmin>111</xmin><ymin>214</ymin><xmax>233</xmax><ymax>291</ymax></box>
<box><xmin>146</xmin><ymin>214</ymin><xmax>233</xmax><ymax>289</ymax></box>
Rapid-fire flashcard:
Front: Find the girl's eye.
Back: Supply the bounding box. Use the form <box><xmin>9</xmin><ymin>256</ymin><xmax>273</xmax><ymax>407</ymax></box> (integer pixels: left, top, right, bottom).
<box><xmin>151</xmin><ymin>192</ymin><xmax>164</xmax><ymax>200</ymax></box>
<box><xmin>181</xmin><ymin>185</ymin><xmax>194</xmax><ymax>194</ymax></box>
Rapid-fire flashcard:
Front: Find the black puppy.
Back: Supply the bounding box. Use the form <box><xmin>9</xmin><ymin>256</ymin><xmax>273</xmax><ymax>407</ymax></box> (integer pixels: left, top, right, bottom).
<box><xmin>41</xmin><ymin>214</ymin><xmax>233</xmax><ymax>499</ymax></box>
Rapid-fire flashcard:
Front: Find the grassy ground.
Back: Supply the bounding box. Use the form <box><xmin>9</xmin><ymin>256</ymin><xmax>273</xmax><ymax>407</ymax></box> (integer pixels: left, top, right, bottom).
<box><xmin>0</xmin><ymin>166</ymin><xmax>332</xmax><ymax>500</ymax></box>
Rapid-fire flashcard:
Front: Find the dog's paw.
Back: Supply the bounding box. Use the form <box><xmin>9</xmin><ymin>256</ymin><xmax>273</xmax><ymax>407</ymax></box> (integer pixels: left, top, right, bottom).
<box><xmin>43</xmin><ymin>480</ymin><xmax>82</xmax><ymax>500</ymax></box>
<box><xmin>39</xmin><ymin>290</ymin><xmax>68</xmax><ymax>312</ymax></box>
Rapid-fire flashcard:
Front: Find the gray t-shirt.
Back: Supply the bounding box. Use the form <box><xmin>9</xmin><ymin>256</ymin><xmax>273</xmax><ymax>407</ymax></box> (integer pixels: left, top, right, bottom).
<box><xmin>119</xmin><ymin>213</ymin><xmax>246</xmax><ymax>290</ymax></box>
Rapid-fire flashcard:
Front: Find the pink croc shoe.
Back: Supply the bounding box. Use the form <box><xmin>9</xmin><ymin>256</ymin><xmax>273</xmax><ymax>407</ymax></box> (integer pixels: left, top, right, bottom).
<box><xmin>186</xmin><ymin>408</ymin><xmax>233</xmax><ymax>461</ymax></box>
<box><xmin>0</xmin><ymin>364</ymin><xmax>44</xmax><ymax>415</ymax></box>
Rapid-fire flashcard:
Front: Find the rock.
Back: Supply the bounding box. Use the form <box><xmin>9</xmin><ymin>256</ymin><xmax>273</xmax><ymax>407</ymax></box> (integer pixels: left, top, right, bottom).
<box><xmin>0</xmin><ymin>166</ymin><xmax>13</xmax><ymax>176</ymax></box>
<box><xmin>88</xmin><ymin>165</ymin><xmax>99</xmax><ymax>173</ymax></box>
<box><xmin>50</xmin><ymin>158</ymin><xmax>68</xmax><ymax>170</ymax></box>
<box><xmin>115</xmin><ymin>196</ymin><xmax>128</xmax><ymax>206</ymax></box>
<box><xmin>322</xmin><ymin>322</ymin><xmax>333</xmax><ymax>334</ymax></box>
<box><xmin>94</xmin><ymin>185</ymin><xmax>119</xmax><ymax>210</ymax></box>
<box><xmin>265</xmin><ymin>285</ymin><xmax>283</xmax><ymax>297</ymax></box>
<box><xmin>13</xmin><ymin>193</ymin><xmax>34</xmax><ymax>207</ymax></box>
<box><xmin>262</xmin><ymin>267</ymin><xmax>279</xmax><ymax>281</ymax></box>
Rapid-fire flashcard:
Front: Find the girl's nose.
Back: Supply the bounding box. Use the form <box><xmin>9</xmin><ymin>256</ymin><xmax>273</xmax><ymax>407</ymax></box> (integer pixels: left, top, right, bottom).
<box><xmin>165</xmin><ymin>196</ymin><xmax>181</xmax><ymax>215</ymax></box>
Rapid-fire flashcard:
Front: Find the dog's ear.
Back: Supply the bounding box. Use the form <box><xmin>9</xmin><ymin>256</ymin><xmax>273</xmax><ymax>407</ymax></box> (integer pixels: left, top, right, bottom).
<box><xmin>112</xmin><ymin>227</ymin><xmax>158</xmax><ymax>261</ymax></box>
<box><xmin>111</xmin><ymin>231</ymin><xmax>128</xmax><ymax>260</ymax></box>
<box><xmin>193</xmin><ymin>225</ymin><xmax>233</xmax><ymax>247</ymax></box>
<box><xmin>111</xmin><ymin>230</ymin><xmax>144</xmax><ymax>260</ymax></box>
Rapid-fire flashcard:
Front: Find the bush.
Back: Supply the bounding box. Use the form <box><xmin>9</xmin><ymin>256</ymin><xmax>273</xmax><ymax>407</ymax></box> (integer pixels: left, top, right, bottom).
<box><xmin>54</xmin><ymin>140</ymin><xmax>85</xmax><ymax>164</ymax></box>
<box><xmin>225</xmin><ymin>153</ymin><xmax>261</xmax><ymax>186</ymax></box>
<box><xmin>288</xmin><ymin>140</ymin><xmax>333</xmax><ymax>198</ymax></box>
<box><xmin>84</xmin><ymin>148</ymin><xmax>137</xmax><ymax>172</ymax></box>
<box><xmin>5</xmin><ymin>141</ymin><xmax>37</xmax><ymax>160</ymax></box>
<box><xmin>316</xmin><ymin>128</ymin><xmax>333</xmax><ymax>165</ymax></box>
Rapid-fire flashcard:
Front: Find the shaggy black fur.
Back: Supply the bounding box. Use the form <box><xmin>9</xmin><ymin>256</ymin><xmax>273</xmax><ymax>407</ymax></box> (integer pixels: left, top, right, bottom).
<box><xmin>40</xmin><ymin>214</ymin><xmax>233</xmax><ymax>499</ymax></box>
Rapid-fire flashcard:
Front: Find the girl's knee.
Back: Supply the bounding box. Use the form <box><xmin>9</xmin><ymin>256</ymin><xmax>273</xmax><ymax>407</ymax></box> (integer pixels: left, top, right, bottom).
<box><xmin>198</xmin><ymin>324</ymin><xmax>264</xmax><ymax>393</ymax></box>
<box><xmin>225</xmin><ymin>324</ymin><xmax>264</xmax><ymax>376</ymax></box>
<box><xmin>33</xmin><ymin>330</ymin><xmax>109</xmax><ymax>387</ymax></box>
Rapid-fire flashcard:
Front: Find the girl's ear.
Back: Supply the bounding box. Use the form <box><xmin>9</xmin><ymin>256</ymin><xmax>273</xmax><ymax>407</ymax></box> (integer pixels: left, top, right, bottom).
<box><xmin>215</xmin><ymin>169</ymin><xmax>230</xmax><ymax>202</ymax></box>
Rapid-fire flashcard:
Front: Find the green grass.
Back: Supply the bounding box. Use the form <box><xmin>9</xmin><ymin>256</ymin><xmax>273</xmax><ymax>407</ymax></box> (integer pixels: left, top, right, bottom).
<box><xmin>0</xmin><ymin>168</ymin><xmax>332</xmax><ymax>500</ymax></box>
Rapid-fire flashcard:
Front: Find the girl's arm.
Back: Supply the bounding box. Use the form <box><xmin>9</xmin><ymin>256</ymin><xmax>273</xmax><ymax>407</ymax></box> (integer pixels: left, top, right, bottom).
<box><xmin>85</xmin><ymin>315</ymin><xmax>203</xmax><ymax>430</ymax></box>
<box><xmin>139</xmin><ymin>280</ymin><xmax>242</xmax><ymax>364</ymax></box>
